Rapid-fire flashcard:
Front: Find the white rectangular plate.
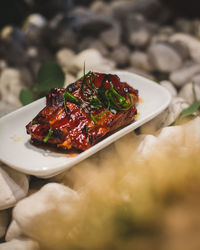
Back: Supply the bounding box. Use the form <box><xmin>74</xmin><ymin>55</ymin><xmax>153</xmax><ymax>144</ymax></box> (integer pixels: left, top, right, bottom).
<box><xmin>0</xmin><ymin>71</ymin><xmax>171</xmax><ymax>178</ymax></box>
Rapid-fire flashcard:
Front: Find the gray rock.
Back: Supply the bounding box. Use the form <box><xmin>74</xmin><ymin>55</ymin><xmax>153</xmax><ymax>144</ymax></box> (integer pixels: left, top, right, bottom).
<box><xmin>193</xmin><ymin>19</ymin><xmax>200</xmax><ymax>39</ymax></box>
<box><xmin>191</xmin><ymin>73</ymin><xmax>200</xmax><ymax>85</ymax></box>
<box><xmin>13</xmin><ymin>183</ymin><xmax>79</xmax><ymax>249</ymax></box>
<box><xmin>59</xmin><ymin>7</ymin><xmax>112</xmax><ymax>36</ymax></box>
<box><xmin>170</xmin><ymin>33</ymin><xmax>200</xmax><ymax>64</ymax></box>
<box><xmin>129</xmin><ymin>28</ymin><xmax>151</xmax><ymax>48</ymax></box>
<box><xmin>141</xmin><ymin>97</ymin><xmax>189</xmax><ymax>134</ymax></box>
<box><xmin>78</xmin><ymin>38</ymin><xmax>109</xmax><ymax>57</ymax></box>
<box><xmin>100</xmin><ymin>25</ymin><xmax>121</xmax><ymax>49</ymax></box>
<box><xmin>0</xmin><ymin>68</ymin><xmax>24</xmax><ymax>108</ymax></box>
<box><xmin>175</xmin><ymin>18</ymin><xmax>194</xmax><ymax>34</ymax></box>
<box><xmin>0</xmin><ymin>165</ymin><xmax>29</xmax><ymax>210</ymax></box>
<box><xmin>170</xmin><ymin>62</ymin><xmax>200</xmax><ymax>87</ymax></box>
<box><xmin>1</xmin><ymin>26</ymin><xmax>26</xmax><ymax>49</ymax></box>
<box><xmin>111</xmin><ymin>45</ymin><xmax>130</xmax><ymax>67</ymax></box>
<box><xmin>160</xmin><ymin>80</ymin><xmax>177</xmax><ymax>97</ymax></box>
<box><xmin>70</xmin><ymin>48</ymin><xmax>115</xmax><ymax>74</ymax></box>
<box><xmin>0</xmin><ymin>210</ymin><xmax>9</xmax><ymax>238</ymax></box>
<box><xmin>54</xmin><ymin>29</ymin><xmax>77</xmax><ymax>50</ymax></box>
<box><xmin>56</xmin><ymin>48</ymin><xmax>75</xmax><ymax>73</ymax></box>
<box><xmin>26</xmin><ymin>47</ymin><xmax>38</xmax><ymax>58</ymax></box>
<box><xmin>88</xmin><ymin>40</ymin><xmax>109</xmax><ymax>57</ymax></box>
<box><xmin>0</xmin><ymin>237</ymin><xmax>40</xmax><ymax>250</ymax></box>
<box><xmin>0</xmin><ymin>60</ymin><xmax>7</xmax><ymax>72</ymax></box>
<box><xmin>178</xmin><ymin>82</ymin><xmax>200</xmax><ymax>104</ymax></box>
<box><xmin>130</xmin><ymin>51</ymin><xmax>153</xmax><ymax>72</ymax></box>
<box><xmin>111</xmin><ymin>0</ymin><xmax>171</xmax><ymax>23</ymax></box>
<box><xmin>148</xmin><ymin>43</ymin><xmax>182</xmax><ymax>73</ymax></box>
<box><xmin>91</xmin><ymin>1</ymin><xmax>110</xmax><ymax>14</ymax></box>
<box><xmin>170</xmin><ymin>40</ymin><xmax>190</xmax><ymax>60</ymax></box>
<box><xmin>0</xmin><ymin>29</ymin><xmax>28</xmax><ymax>67</ymax></box>
<box><xmin>23</xmin><ymin>14</ymin><xmax>47</xmax><ymax>44</ymax></box>
<box><xmin>151</xmin><ymin>33</ymin><xmax>170</xmax><ymax>44</ymax></box>
<box><xmin>111</xmin><ymin>0</ymin><xmax>139</xmax><ymax>19</ymax></box>
<box><xmin>159</xmin><ymin>26</ymin><xmax>175</xmax><ymax>36</ymax></box>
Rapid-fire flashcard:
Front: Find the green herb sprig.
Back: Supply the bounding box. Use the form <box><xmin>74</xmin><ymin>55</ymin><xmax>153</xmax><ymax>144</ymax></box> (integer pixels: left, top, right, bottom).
<box><xmin>31</xmin><ymin>120</ymin><xmax>53</xmax><ymax>143</ymax></box>
<box><xmin>63</xmin><ymin>71</ymin><xmax>134</xmax><ymax>124</ymax></box>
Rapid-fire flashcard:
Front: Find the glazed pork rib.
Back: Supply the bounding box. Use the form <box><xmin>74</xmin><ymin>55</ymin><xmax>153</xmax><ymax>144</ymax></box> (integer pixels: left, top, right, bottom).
<box><xmin>26</xmin><ymin>72</ymin><xmax>139</xmax><ymax>151</ymax></box>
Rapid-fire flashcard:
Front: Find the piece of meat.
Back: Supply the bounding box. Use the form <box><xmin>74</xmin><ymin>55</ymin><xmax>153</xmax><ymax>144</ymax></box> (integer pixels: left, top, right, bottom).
<box><xmin>26</xmin><ymin>72</ymin><xmax>139</xmax><ymax>151</ymax></box>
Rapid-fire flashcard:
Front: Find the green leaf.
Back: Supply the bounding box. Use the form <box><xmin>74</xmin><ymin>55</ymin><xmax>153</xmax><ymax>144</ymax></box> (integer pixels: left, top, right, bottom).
<box><xmin>178</xmin><ymin>101</ymin><xmax>200</xmax><ymax>121</ymax></box>
<box><xmin>19</xmin><ymin>89</ymin><xmax>35</xmax><ymax>106</ymax></box>
<box><xmin>36</xmin><ymin>62</ymin><xmax>65</xmax><ymax>93</ymax></box>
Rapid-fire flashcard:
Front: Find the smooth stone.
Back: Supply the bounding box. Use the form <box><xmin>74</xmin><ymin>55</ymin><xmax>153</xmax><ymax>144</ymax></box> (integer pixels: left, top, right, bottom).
<box><xmin>0</xmin><ymin>68</ymin><xmax>24</xmax><ymax>108</ymax></box>
<box><xmin>135</xmin><ymin>134</ymin><xmax>158</xmax><ymax>157</ymax></box>
<box><xmin>175</xmin><ymin>18</ymin><xmax>194</xmax><ymax>34</ymax></box>
<box><xmin>151</xmin><ymin>33</ymin><xmax>170</xmax><ymax>44</ymax></box>
<box><xmin>170</xmin><ymin>40</ymin><xmax>190</xmax><ymax>60</ymax></box>
<box><xmin>129</xmin><ymin>28</ymin><xmax>151</xmax><ymax>48</ymax></box>
<box><xmin>170</xmin><ymin>62</ymin><xmax>200</xmax><ymax>87</ymax></box>
<box><xmin>13</xmin><ymin>183</ymin><xmax>79</xmax><ymax>249</ymax></box>
<box><xmin>111</xmin><ymin>45</ymin><xmax>130</xmax><ymax>67</ymax></box>
<box><xmin>100</xmin><ymin>25</ymin><xmax>121</xmax><ymax>49</ymax></box>
<box><xmin>24</xmin><ymin>14</ymin><xmax>47</xmax><ymax>29</ymax></box>
<box><xmin>0</xmin><ymin>237</ymin><xmax>39</xmax><ymax>250</ymax></box>
<box><xmin>91</xmin><ymin>1</ymin><xmax>109</xmax><ymax>13</ymax></box>
<box><xmin>61</xmin><ymin>7</ymin><xmax>112</xmax><ymax>35</ymax></box>
<box><xmin>56</xmin><ymin>48</ymin><xmax>75</xmax><ymax>72</ymax></box>
<box><xmin>148</xmin><ymin>43</ymin><xmax>182</xmax><ymax>73</ymax></box>
<box><xmin>23</xmin><ymin>14</ymin><xmax>47</xmax><ymax>44</ymax></box>
<box><xmin>140</xmin><ymin>97</ymin><xmax>189</xmax><ymax>134</ymax></box>
<box><xmin>0</xmin><ymin>210</ymin><xmax>9</xmax><ymax>238</ymax></box>
<box><xmin>5</xmin><ymin>220</ymin><xmax>22</xmax><ymax>242</ymax></box>
<box><xmin>88</xmin><ymin>40</ymin><xmax>109</xmax><ymax>57</ymax></box>
<box><xmin>179</xmin><ymin>82</ymin><xmax>200</xmax><ymax>104</ymax></box>
<box><xmin>1</xmin><ymin>26</ymin><xmax>26</xmax><ymax>49</ymax></box>
<box><xmin>78</xmin><ymin>38</ymin><xmax>109</xmax><ymax>56</ymax></box>
<box><xmin>157</xmin><ymin>117</ymin><xmax>200</xmax><ymax>149</ymax></box>
<box><xmin>170</xmin><ymin>33</ymin><xmax>200</xmax><ymax>64</ymax></box>
<box><xmin>191</xmin><ymin>73</ymin><xmax>200</xmax><ymax>85</ymax></box>
<box><xmin>160</xmin><ymin>80</ymin><xmax>177</xmax><ymax>97</ymax></box>
<box><xmin>194</xmin><ymin>19</ymin><xmax>200</xmax><ymax>39</ymax></box>
<box><xmin>70</xmin><ymin>48</ymin><xmax>115</xmax><ymax>74</ymax></box>
<box><xmin>26</xmin><ymin>47</ymin><xmax>38</xmax><ymax>58</ymax></box>
<box><xmin>130</xmin><ymin>51</ymin><xmax>153</xmax><ymax>72</ymax></box>
<box><xmin>0</xmin><ymin>165</ymin><xmax>29</xmax><ymax>210</ymax></box>
<box><xmin>0</xmin><ymin>60</ymin><xmax>7</xmax><ymax>71</ymax></box>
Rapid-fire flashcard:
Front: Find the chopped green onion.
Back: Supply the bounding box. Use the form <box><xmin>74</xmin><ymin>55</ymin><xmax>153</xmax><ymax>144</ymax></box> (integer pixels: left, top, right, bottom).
<box><xmin>90</xmin><ymin>113</ymin><xmax>98</xmax><ymax>124</ymax></box>
<box><xmin>64</xmin><ymin>91</ymin><xmax>81</xmax><ymax>104</ymax></box>
<box><xmin>43</xmin><ymin>125</ymin><xmax>53</xmax><ymax>143</ymax></box>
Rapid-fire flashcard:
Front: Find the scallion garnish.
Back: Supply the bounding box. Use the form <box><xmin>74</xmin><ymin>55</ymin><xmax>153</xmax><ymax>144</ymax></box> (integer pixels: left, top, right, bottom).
<box><xmin>90</xmin><ymin>113</ymin><xmax>98</xmax><ymax>124</ymax></box>
<box><xmin>64</xmin><ymin>91</ymin><xmax>81</xmax><ymax>104</ymax></box>
<box><xmin>63</xmin><ymin>69</ymin><xmax>134</xmax><ymax>124</ymax></box>
<box><xmin>43</xmin><ymin>125</ymin><xmax>53</xmax><ymax>143</ymax></box>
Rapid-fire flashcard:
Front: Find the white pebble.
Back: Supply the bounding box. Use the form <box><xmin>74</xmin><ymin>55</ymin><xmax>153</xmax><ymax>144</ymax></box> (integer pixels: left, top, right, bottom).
<box><xmin>0</xmin><ymin>165</ymin><xmax>29</xmax><ymax>210</ymax></box>
<box><xmin>13</xmin><ymin>183</ymin><xmax>79</xmax><ymax>248</ymax></box>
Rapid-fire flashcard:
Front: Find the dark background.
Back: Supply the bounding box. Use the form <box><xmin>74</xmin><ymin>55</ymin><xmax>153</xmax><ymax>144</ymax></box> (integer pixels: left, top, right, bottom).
<box><xmin>0</xmin><ymin>0</ymin><xmax>200</xmax><ymax>29</ymax></box>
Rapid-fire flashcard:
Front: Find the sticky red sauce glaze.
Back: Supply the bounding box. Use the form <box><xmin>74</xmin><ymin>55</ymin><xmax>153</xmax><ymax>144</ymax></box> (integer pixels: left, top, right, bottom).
<box><xmin>26</xmin><ymin>72</ymin><xmax>139</xmax><ymax>151</ymax></box>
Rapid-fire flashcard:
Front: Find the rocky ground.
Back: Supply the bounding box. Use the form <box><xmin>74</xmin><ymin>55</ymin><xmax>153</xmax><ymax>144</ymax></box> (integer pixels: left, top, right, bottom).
<box><xmin>1</xmin><ymin>0</ymin><xmax>200</xmax><ymax>249</ymax></box>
